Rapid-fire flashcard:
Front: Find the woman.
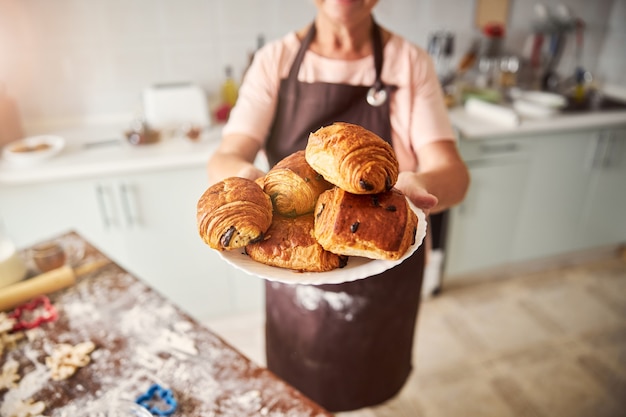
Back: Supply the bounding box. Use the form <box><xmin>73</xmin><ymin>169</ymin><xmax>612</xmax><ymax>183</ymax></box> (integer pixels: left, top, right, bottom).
<box><xmin>208</xmin><ymin>0</ymin><xmax>469</xmax><ymax>412</ymax></box>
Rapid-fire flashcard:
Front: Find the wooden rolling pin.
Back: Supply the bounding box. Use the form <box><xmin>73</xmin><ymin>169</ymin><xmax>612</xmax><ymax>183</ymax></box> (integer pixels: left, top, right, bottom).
<box><xmin>0</xmin><ymin>259</ymin><xmax>110</xmax><ymax>312</ymax></box>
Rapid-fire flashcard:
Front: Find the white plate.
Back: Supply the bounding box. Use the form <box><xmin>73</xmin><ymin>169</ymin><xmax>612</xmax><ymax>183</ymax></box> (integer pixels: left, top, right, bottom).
<box><xmin>218</xmin><ymin>200</ymin><xmax>427</xmax><ymax>285</ymax></box>
<box><xmin>2</xmin><ymin>135</ymin><xmax>65</xmax><ymax>165</ymax></box>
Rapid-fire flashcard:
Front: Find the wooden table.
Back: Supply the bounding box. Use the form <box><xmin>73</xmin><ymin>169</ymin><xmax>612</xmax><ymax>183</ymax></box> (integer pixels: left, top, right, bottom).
<box><xmin>1</xmin><ymin>232</ymin><xmax>333</xmax><ymax>417</ymax></box>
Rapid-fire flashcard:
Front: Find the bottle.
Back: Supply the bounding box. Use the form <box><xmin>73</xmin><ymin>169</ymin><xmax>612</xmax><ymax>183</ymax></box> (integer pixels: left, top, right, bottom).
<box><xmin>0</xmin><ymin>83</ymin><xmax>24</xmax><ymax>147</ymax></box>
<box><xmin>221</xmin><ymin>66</ymin><xmax>238</xmax><ymax>108</ymax></box>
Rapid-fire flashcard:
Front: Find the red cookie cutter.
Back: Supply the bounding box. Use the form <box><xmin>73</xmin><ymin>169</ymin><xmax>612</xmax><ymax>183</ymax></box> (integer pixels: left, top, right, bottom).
<box><xmin>9</xmin><ymin>295</ymin><xmax>58</xmax><ymax>331</ymax></box>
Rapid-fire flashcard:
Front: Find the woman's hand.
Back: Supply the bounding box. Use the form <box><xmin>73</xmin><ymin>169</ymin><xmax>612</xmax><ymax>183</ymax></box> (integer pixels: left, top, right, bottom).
<box><xmin>395</xmin><ymin>171</ymin><xmax>438</xmax><ymax>216</ymax></box>
<box><xmin>208</xmin><ymin>133</ymin><xmax>263</xmax><ymax>184</ymax></box>
<box><xmin>236</xmin><ymin>164</ymin><xmax>266</xmax><ymax>182</ymax></box>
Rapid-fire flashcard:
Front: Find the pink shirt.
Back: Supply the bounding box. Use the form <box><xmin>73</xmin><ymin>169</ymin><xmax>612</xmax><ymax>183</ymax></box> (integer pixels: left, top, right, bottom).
<box><xmin>223</xmin><ymin>31</ymin><xmax>456</xmax><ymax>172</ymax></box>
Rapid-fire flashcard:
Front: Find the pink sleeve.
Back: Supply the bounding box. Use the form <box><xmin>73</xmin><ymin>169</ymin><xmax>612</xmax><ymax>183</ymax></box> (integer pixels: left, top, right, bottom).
<box><xmin>409</xmin><ymin>52</ymin><xmax>456</xmax><ymax>150</ymax></box>
<box><xmin>222</xmin><ymin>42</ymin><xmax>283</xmax><ymax>146</ymax></box>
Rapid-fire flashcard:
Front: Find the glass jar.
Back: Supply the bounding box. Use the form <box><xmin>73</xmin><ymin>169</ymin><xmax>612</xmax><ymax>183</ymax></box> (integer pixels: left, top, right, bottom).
<box><xmin>32</xmin><ymin>241</ymin><xmax>66</xmax><ymax>273</ymax></box>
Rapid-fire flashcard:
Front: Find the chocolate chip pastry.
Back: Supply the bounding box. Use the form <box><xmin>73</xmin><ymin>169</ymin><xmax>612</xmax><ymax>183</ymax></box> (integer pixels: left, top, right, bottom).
<box><xmin>305</xmin><ymin>122</ymin><xmax>399</xmax><ymax>195</ymax></box>
<box><xmin>313</xmin><ymin>187</ymin><xmax>418</xmax><ymax>261</ymax></box>
<box><xmin>197</xmin><ymin>177</ymin><xmax>273</xmax><ymax>251</ymax></box>
<box><xmin>258</xmin><ymin>150</ymin><xmax>332</xmax><ymax>217</ymax></box>
<box><xmin>245</xmin><ymin>213</ymin><xmax>348</xmax><ymax>272</ymax></box>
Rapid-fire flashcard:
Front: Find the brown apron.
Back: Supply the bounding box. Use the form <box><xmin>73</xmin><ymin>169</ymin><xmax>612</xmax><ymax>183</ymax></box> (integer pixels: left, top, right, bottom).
<box><xmin>264</xmin><ymin>21</ymin><xmax>425</xmax><ymax>412</ymax></box>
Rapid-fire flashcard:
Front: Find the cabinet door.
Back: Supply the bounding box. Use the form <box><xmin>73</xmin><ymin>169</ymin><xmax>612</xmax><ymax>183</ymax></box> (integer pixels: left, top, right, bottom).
<box><xmin>0</xmin><ymin>179</ymin><xmax>127</xmax><ymax>261</ymax></box>
<box><xmin>582</xmin><ymin>127</ymin><xmax>626</xmax><ymax>247</ymax></box>
<box><xmin>445</xmin><ymin>158</ymin><xmax>529</xmax><ymax>278</ymax></box>
<box><xmin>511</xmin><ymin>132</ymin><xmax>593</xmax><ymax>262</ymax></box>
<box><xmin>116</xmin><ymin>168</ymin><xmax>263</xmax><ymax>321</ymax></box>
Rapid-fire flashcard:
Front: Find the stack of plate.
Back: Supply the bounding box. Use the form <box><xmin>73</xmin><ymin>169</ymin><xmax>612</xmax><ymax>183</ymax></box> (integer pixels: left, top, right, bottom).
<box><xmin>511</xmin><ymin>90</ymin><xmax>567</xmax><ymax>119</ymax></box>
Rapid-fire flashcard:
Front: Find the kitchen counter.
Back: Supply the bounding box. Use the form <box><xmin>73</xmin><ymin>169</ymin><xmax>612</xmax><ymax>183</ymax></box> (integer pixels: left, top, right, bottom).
<box><xmin>1</xmin><ymin>232</ymin><xmax>333</xmax><ymax>416</ymax></box>
<box><xmin>1</xmin><ymin>105</ymin><xmax>626</xmax><ymax>187</ymax></box>
<box><xmin>449</xmin><ymin>106</ymin><xmax>626</xmax><ymax>140</ymax></box>
<box><xmin>0</xmin><ymin>123</ymin><xmax>225</xmax><ymax>186</ymax></box>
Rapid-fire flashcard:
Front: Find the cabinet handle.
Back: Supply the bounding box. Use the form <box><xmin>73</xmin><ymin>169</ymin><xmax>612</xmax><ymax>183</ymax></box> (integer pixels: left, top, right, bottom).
<box><xmin>95</xmin><ymin>184</ymin><xmax>115</xmax><ymax>229</ymax></box>
<box><xmin>587</xmin><ymin>133</ymin><xmax>609</xmax><ymax>171</ymax></box>
<box><xmin>478</xmin><ymin>142</ymin><xmax>519</xmax><ymax>154</ymax></box>
<box><xmin>601</xmin><ymin>131</ymin><xmax>615</xmax><ymax>169</ymax></box>
<box><xmin>119</xmin><ymin>183</ymin><xmax>140</xmax><ymax>227</ymax></box>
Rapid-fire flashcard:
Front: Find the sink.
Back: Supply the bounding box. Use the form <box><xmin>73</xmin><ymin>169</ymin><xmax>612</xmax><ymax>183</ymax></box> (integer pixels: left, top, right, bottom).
<box><xmin>561</xmin><ymin>94</ymin><xmax>626</xmax><ymax>113</ymax></box>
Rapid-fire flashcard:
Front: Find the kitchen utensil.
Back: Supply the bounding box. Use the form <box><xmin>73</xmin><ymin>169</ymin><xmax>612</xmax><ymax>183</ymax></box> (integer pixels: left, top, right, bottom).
<box><xmin>142</xmin><ymin>83</ymin><xmax>210</xmax><ymax>132</ymax></box>
<box><xmin>0</xmin><ymin>259</ymin><xmax>110</xmax><ymax>311</ymax></box>
<box><xmin>32</xmin><ymin>241</ymin><xmax>67</xmax><ymax>273</ymax></box>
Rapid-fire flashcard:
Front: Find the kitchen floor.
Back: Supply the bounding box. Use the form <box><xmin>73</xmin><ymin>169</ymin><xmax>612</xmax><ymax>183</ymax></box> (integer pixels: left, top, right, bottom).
<box><xmin>204</xmin><ymin>254</ymin><xmax>626</xmax><ymax>417</ymax></box>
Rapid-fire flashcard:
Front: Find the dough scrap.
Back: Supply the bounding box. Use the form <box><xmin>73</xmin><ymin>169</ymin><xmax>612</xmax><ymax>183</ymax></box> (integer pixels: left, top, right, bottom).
<box><xmin>45</xmin><ymin>341</ymin><xmax>96</xmax><ymax>381</ymax></box>
<box><xmin>0</xmin><ymin>312</ymin><xmax>16</xmax><ymax>333</ymax></box>
<box><xmin>0</xmin><ymin>359</ymin><xmax>20</xmax><ymax>389</ymax></box>
<box><xmin>0</xmin><ymin>313</ymin><xmax>24</xmax><ymax>356</ymax></box>
<box><xmin>8</xmin><ymin>398</ymin><xmax>46</xmax><ymax>417</ymax></box>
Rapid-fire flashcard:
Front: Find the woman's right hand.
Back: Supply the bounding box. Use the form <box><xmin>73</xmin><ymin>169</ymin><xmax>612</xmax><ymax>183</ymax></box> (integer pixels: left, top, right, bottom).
<box><xmin>207</xmin><ymin>133</ymin><xmax>264</xmax><ymax>184</ymax></box>
<box><xmin>236</xmin><ymin>164</ymin><xmax>266</xmax><ymax>182</ymax></box>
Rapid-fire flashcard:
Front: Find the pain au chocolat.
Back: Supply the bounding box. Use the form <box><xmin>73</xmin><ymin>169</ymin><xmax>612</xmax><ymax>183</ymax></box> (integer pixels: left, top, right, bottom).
<box><xmin>197</xmin><ymin>177</ymin><xmax>273</xmax><ymax>251</ymax></box>
<box><xmin>313</xmin><ymin>187</ymin><xmax>418</xmax><ymax>261</ymax></box>
<box><xmin>246</xmin><ymin>213</ymin><xmax>348</xmax><ymax>272</ymax></box>
<box><xmin>305</xmin><ymin>122</ymin><xmax>399</xmax><ymax>195</ymax></box>
<box><xmin>259</xmin><ymin>150</ymin><xmax>332</xmax><ymax>217</ymax></box>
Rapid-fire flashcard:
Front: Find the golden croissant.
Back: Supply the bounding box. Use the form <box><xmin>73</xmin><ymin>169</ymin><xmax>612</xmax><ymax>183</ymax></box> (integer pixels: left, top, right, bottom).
<box><xmin>246</xmin><ymin>213</ymin><xmax>348</xmax><ymax>272</ymax></box>
<box><xmin>260</xmin><ymin>150</ymin><xmax>332</xmax><ymax>217</ymax></box>
<box><xmin>197</xmin><ymin>177</ymin><xmax>273</xmax><ymax>251</ymax></box>
<box><xmin>314</xmin><ymin>187</ymin><xmax>417</xmax><ymax>260</ymax></box>
<box><xmin>305</xmin><ymin>122</ymin><xmax>399</xmax><ymax>194</ymax></box>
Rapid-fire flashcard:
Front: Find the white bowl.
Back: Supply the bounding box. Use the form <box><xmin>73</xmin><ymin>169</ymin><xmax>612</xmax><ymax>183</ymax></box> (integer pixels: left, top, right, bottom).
<box><xmin>2</xmin><ymin>135</ymin><xmax>65</xmax><ymax>166</ymax></box>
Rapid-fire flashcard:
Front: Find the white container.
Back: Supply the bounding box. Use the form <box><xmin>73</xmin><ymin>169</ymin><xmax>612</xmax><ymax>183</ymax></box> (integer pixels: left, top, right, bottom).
<box><xmin>0</xmin><ymin>238</ymin><xmax>27</xmax><ymax>288</ymax></box>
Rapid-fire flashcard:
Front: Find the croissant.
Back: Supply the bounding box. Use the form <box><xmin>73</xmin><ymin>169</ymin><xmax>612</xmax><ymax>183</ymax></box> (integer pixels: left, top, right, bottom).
<box><xmin>305</xmin><ymin>122</ymin><xmax>399</xmax><ymax>194</ymax></box>
<box><xmin>197</xmin><ymin>177</ymin><xmax>273</xmax><ymax>251</ymax></box>
<box><xmin>260</xmin><ymin>150</ymin><xmax>333</xmax><ymax>217</ymax></box>
<box><xmin>246</xmin><ymin>213</ymin><xmax>348</xmax><ymax>272</ymax></box>
<box><xmin>313</xmin><ymin>187</ymin><xmax>417</xmax><ymax>260</ymax></box>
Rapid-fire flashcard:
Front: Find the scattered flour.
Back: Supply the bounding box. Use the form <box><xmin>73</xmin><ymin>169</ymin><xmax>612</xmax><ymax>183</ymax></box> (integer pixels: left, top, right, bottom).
<box><xmin>1</xmin><ymin>266</ymin><xmax>329</xmax><ymax>417</ymax></box>
<box><xmin>295</xmin><ymin>285</ymin><xmax>366</xmax><ymax>321</ymax></box>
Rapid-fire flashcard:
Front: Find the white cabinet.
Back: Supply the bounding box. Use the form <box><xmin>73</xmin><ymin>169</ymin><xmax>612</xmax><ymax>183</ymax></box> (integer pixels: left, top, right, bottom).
<box><xmin>445</xmin><ymin>124</ymin><xmax>626</xmax><ymax>279</ymax></box>
<box><xmin>0</xmin><ymin>167</ymin><xmax>264</xmax><ymax>321</ymax></box>
<box><xmin>510</xmin><ymin>131</ymin><xmax>593</xmax><ymax>262</ymax></box>
<box><xmin>445</xmin><ymin>138</ymin><xmax>531</xmax><ymax>278</ymax></box>
<box><xmin>581</xmin><ymin>127</ymin><xmax>626</xmax><ymax>248</ymax></box>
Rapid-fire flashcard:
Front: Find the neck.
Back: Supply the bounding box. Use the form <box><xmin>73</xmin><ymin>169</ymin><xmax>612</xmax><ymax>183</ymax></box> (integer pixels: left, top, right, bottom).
<box><xmin>311</xmin><ymin>15</ymin><xmax>374</xmax><ymax>59</ymax></box>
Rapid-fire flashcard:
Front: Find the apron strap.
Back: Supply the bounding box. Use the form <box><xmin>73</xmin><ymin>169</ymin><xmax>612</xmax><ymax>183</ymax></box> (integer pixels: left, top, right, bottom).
<box><xmin>287</xmin><ymin>19</ymin><xmax>386</xmax><ymax>88</ymax></box>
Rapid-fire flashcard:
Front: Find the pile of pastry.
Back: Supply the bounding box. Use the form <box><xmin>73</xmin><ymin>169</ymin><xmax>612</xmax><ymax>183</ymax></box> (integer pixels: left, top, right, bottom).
<box><xmin>197</xmin><ymin>122</ymin><xmax>418</xmax><ymax>273</ymax></box>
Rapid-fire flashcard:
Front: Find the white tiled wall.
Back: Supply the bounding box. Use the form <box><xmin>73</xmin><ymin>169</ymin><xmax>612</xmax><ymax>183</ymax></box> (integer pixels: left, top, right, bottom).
<box><xmin>0</xmin><ymin>0</ymin><xmax>623</xmax><ymax>128</ymax></box>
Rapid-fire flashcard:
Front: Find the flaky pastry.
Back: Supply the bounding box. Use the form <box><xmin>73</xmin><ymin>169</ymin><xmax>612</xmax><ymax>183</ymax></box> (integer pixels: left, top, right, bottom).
<box><xmin>260</xmin><ymin>150</ymin><xmax>332</xmax><ymax>217</ymax></box>
<box><xmin>305</xmin><ymin>122</ymin><xmax>399</xmax><ymax>194</ymax></box>
<box><xmin>197</xmin><ymin>177</ymin><xmax>273</xmax><ymax>251</ymax></box>
<box><xmin>313</xmin><ymin>187</ymin><xmax>417</xmax><ymax>260</ymax></box>
<box><xmin>246</xmin><ymin>213</ymin><xmax>348</xmax><ymax>272</ymax></box>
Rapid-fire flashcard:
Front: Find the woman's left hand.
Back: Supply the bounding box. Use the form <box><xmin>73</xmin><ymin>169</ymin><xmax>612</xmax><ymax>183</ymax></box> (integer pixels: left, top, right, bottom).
<box><xmin>395</xmin><ymin>171</ymin><xmax>438</xmax><ymax>216</ymax></box>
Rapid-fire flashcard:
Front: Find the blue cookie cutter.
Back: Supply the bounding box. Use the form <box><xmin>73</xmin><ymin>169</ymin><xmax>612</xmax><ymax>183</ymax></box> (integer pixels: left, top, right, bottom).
<box><xmin>135</xmin><ymin>384</ymin><xmax>178</xmax><ymax>416</ymax></box>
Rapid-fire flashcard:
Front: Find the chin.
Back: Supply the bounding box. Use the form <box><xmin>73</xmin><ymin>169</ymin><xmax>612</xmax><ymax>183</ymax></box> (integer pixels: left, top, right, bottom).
<box><xmin>318</xmin><ymin>0</ymin><xmax>377</xmax><ymax>22</ymax></box>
